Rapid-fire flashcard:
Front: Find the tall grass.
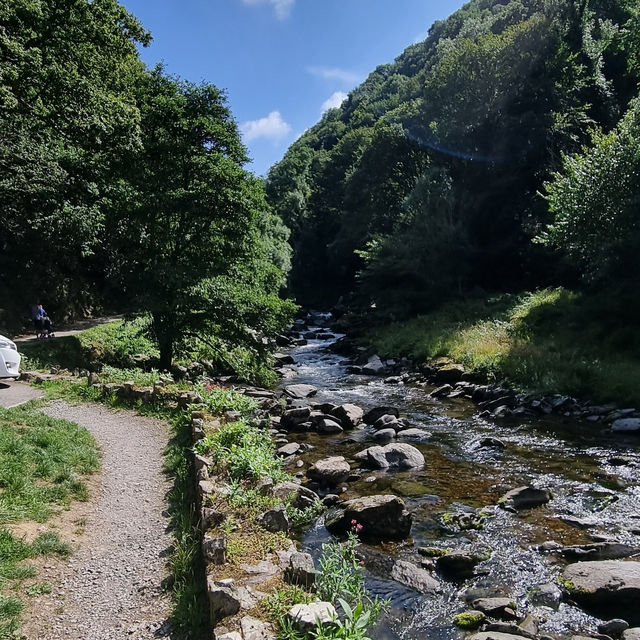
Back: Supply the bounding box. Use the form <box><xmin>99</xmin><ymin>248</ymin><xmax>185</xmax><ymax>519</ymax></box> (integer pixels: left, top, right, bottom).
<box><xmin>367</xmin><ymin>288</ymin><xmax>640</xmax><ymax>404</ymax></box>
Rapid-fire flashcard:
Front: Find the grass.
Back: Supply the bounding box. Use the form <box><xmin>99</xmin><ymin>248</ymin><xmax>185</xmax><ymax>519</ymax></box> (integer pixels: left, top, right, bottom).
<box><xmin>0</xmin><ymin>403</ymin><xmax>97</xmax><ymax>639</ymax></box>
<box><xmin>366</xmin><ymin>288</ymin><xmax>640</xmax><ymax>405</ymax></box>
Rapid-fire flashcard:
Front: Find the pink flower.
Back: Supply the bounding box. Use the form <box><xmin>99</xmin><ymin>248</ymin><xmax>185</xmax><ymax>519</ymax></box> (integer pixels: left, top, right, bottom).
<box><xmin>356</xmin><ymin>524</ymin><xmax>363</xmax><ymax>532</ymax></box>
<box><xmin>351</xmin><ymin>519</ymin><xmax>357</xmax><ymax>526</ymax></box>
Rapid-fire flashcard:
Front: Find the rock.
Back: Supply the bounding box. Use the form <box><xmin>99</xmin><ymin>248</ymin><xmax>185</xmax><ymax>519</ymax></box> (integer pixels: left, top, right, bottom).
<box><xmin>518</xmin><ymin>615</ymin><xmax>539</xmax><ymax>636</ymax></box>
<box><xmin>469</xmin><ymin>632</ymin><xmax>534</xmax><ymax>640</ymax></box>
<box><xmin>373</xmin><ymin>414</ymin><xmax>401</xmax><ymax>431</ymax></box>
<box><xmin>363</xmin><ymin>406</ymin><xmax>400</xmax><ymax>424</ymax></box>
<box><xmin>217</xmin><ymin>633</ymin><xmax>243</xmax><ymax>640</ymax></box>
<box><xmin>455</xmin><ymin>612</ymin><xmax>486</xmax><ymax>630</ymax></box>
<box><xmin>330</xmin><ymin>404</ymin><xmax>364</xmax><ymax>429</ymax></box>
<box><xmin>562</xmin><ymin>560</ymin><xmax>640</xmax><ymax>624</ymax></box>
<box><xmin>307</xmin><ymin>456</ymin><xmax>351</xmax><ymax>486</ymax></box>
<box><xmin>373</xmin><ymin>428</ymin><xmax>396</xmax><ymax>443</ymax></box>
<box><xmin>391</xmin><ymin>560</ymin><xmax>439</xmax><ymax>593</ymax></box>
<box><xmin>274</xmin><ymin>353</ymin><xmax>295</xmax><ymax>366</ymax></box>
<box><xmin>288</xmin><ymin>602</ymin><xmax>337</xmax><ymax>630</ymax></box>
<box><xmin>430</xmin><ymin>384</ymin><xmax>453</xmax><ymax>399</ymax></box>
<box><xmin>499</xmin><ymin>486</ymin><xmax>552</xmax><ymax>510</ymax></box>
<box><xmin>558</xmin><ymin>542</ymin><xmax>640</xmax><ymax>561</ymax></box>
<box><xmin>396</xmin><ymin>428</ymin><xmax>431</xmax><ymax>442</ymax></box>
<box><xmin>280</xmin><ymin>407</ymin><xmax>311</xmax><ymax>430</ymax></box>
<box><xmin>362</xmin><ymin>355</ymin><xmax>386</xmax><ymax>376</ymax></box>
<box><xmin>284</xmin><ymin>552</ymin><xmax>316</xmax><ymax>589</ymax></box>
<box><xmin>201</xmin><ymin>507</ymin><xmax>226</xmax><ymax>530</ymax></box>
<box><xmin>203</xmin><ymin>536</ymin><xmax>227</xmax><ymax>564</ymax></box>
<box><xmin>207</xmin><ymin>577</ymin><xmax>241</xmax><ymax>624</ymax></box>
<box><xmin>599</xmin><ymin>620</ymin><xmax>630</xmax><ymax>638</ymax></box>
<box><xmin>241</xmin><ymin>616</ymin><xmax>276</xmax><ymax>640</ymax></box>
<box><xmin>623</xmin><ymin>630</ymin><xmax>640</xmax><ymax>640</ymax></box>
<box><xmin>435</xmin><ymin>363</ymin><xmax>465</xmax><ymax>383</ymax></box>
<box><xmin>472</xmin><ymin>598</ymin><xmax>518</xmax><ymax>620</ymax></box>
<box><xmin>612</xmin><ymin>418</ymin><xmax>640</xmax><ymax>433</ymax></box>
<box><xmin>284</xmin><ymin>384</ymin><xmax>318</xmax><ymax>399</ymax></box>
<box><xmin>315</xmin><ymin>418</ymin><xmax>344</xmax><ymax>434</ymax></box>
<box><xmin>272</xmin><ymin>482</ymin><xmax>320</xmax><ymax>509</ymax></box>
<box><xmin>484</xmin><ymin>623</ymin><xmax>536</xmax><ymax>639</ymax></box>
<box><xmin>276</xmin><ymin>443</ymin><xmax>301</xmax><ymax>457</ymax></box>
<box><xmin>325</xmin><ymin>494</ymin><xmax>412</xmax><ymax>540</ymax></box>
<box><xmin>257</xmin><ymin>506</ymin><xmax>289</xmax><ymax>533</ymax></box>
<box><xmin>527</xmin><ymin>582</ymin><xmax>563</xmax><ymax>609</ymax></box>
<box><xmin>436</xmin><ymin>551</ymin><xmax>487</xmax><ymax>579</ymax></box>
<box><xmin>555</xmin><ymin>515</ymin><xmax>599</xmax><ymax>529</ymax></box>
<box><xmin>478</xmin><ymin>437</ymin><xmax>506</xmax><ymax>449</ymax></box>
<box><xmin>354</xmin><ymin>443</ymin><xmax>425</xmax><ymax>470</ymax></box>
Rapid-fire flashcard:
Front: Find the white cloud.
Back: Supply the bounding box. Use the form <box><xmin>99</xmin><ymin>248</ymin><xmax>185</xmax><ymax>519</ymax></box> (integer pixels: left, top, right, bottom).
<box><xmin>321</xmin><ymin>91</ymin><xmax>348</xmax><ymax>113</ymax></box>
<box><xmin>241</xmin><ymin>0</ymin><xmax>295</xmax><ymax>20</ymax></box>
<box><xmin>241</xmin><ymin>111</ymin><xmax>292</xmax><ymax>142</ymax></box>
<box><xmin>307</xmin><ymin>66</ymin><xmax>363</xmax><ymax>86</ymax></box>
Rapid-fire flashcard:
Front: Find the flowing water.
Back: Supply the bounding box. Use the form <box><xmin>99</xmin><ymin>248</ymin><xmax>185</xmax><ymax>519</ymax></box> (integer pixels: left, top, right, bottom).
<box><xmin>279</xmin><ymin>317</ymin><xmax>640</xmax><ymax>639</ymax></box>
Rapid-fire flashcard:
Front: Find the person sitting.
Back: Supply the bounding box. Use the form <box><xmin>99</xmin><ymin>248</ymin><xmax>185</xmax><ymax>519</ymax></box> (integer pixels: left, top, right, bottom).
<box><xmin>33</xmin><ymin>304</ymin><xmax>52</xmax><ymax>338</ymax></box>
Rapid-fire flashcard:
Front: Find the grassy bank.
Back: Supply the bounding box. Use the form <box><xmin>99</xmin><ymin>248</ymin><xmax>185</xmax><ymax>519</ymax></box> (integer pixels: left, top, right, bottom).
<box><xmin>0</xmin><ymin>404</ymin><xmax>99</xmax><ymax>638</ymax></box>
<box><xmin>365</xmin><ymin>288</ymin><xmax>640</xmax><ymax>406</ymax></box>
<box><xmin>19</xmin><ymin>315</ymin><xmax>277</xmax><ymax>386</ymax></box>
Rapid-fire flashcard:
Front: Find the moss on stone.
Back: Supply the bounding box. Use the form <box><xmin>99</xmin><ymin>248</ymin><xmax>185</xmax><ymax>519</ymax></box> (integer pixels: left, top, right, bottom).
<box><xmin>454</xmin><ymin>611</ymin><xmax>486</xmax><ymax>630</ymax></box>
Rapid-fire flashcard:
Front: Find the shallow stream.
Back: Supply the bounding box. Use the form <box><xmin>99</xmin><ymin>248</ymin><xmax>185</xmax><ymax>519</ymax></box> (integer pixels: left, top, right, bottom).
<box><xmin>278</xmin><ymin>319</ymin><xmax>640</xmax><ymax>640</ymax></box>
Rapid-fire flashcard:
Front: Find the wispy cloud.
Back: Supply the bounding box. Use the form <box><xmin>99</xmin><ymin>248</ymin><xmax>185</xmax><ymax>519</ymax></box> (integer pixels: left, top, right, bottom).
<box><xmin>241</xmin><ymin>111</ymin><xmax>292</xmax><ymax>142</ymax></box>
<box><xmin>321</xmin><ymin>91</ymin><xmax>348</xmax><ymax>113</ymax></box>
<box><xmin>307</xmin><ymin>66</ymin><xmax>363</xmax><ymax>86</ymax></box>
<box><xmin>241</xmin><ymin>0</ymin><xmax>295</xmax><ymax>20</ymax></box>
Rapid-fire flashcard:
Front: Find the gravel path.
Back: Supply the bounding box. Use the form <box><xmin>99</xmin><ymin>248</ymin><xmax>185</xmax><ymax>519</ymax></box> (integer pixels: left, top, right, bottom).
<box><xmin>24</xmin><ymin>401</ymin><xmax>176</xmax><ymax>640</ymax></box>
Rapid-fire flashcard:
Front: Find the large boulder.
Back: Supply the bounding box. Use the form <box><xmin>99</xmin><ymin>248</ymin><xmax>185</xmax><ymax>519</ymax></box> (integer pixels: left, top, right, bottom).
<box><xmin>361</xmin><ymin>355</ymin><xmax>386</xmax><ymax>376</ymax></box>
<box><xmin>436</xmin><ymin>551</ymin><xmax>487</xmax><ymax>579</ymax></box>
<box><xmin>558</xmin><ymin>542</ymin><xmax>640</xmax><ymax>561</ymax></box>
<box><xmin>314</xmin><ymin>417</ymin><xmax>344</xmax><ymax>435</ymax></box>
<box><xmin>354</xmin><ymin>443</ymin><xmax>425</xmax><ymax>470</ymax></box>
<box><xmin>562</xmin><ymin>560</ymin><xmax>640</xmax><ymax>624</ymax></box>
<box><xmin>330</xmin><ymin>404</ymin><xmax>364</xmax><ymax>429</ymax></box>
<box><xmin>288</xmin><ymin>602</ymin><xmax>337</xmax><ymax>630</ymax></box>
<box><xmin>499</xmin><ymin>486</ymin><xmax>551</xmax><ymax>510</ymax></box>
<box><xmin>307</xmin><ymin>456</ymin><xmax>351</xmax><ymax>486</ymax></box>
<box><xmin>280</xmin><ymin>407</ymin><xmax>311</xmax><ymax>431</ymax></box>
<box><xmin>373</xmin><ymin>414</ymin><xmax>401</xmax><ymax>431</ymax></box>
<box><xmin>325</xmin><ymin>494</ymin><xmax>412</xmax><ymax>540</ymax></box>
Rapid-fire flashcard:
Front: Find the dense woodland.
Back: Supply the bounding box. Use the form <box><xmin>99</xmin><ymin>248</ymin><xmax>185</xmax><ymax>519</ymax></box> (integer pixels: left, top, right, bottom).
<box><xmin>267</xmin><ymin>0</ymin><xmax>640</xmax><ymax>315</ymax></box>
<box><xmin>0</xmin><ymin>0</ymin><xmax>295</xmax><ymax>368</ymax></box>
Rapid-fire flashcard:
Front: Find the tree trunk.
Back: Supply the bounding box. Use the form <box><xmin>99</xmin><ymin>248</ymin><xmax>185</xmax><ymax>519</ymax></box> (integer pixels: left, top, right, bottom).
<box><xmin>153</xmin><ymin>311</ymin><xmax>175</xmax><ymax>371</ymax></box>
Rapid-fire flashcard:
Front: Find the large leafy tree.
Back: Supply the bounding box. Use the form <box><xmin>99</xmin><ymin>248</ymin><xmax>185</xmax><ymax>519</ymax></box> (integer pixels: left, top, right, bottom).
<box><xmin>108</xmin><ymin>69</ymin><xmax>294</xmax><ymax>368</ymax></box>
<box><xmin>0</xmin><ymin>0</ymin><xmax>148</xmax><ymax>325</ymax></box>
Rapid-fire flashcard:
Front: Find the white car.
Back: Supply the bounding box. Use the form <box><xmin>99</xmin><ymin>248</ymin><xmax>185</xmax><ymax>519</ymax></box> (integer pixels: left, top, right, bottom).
<box><xmin>0</xmin><ymin>335</ymin><xmax>21</xmax><ymax>379</ymax></box>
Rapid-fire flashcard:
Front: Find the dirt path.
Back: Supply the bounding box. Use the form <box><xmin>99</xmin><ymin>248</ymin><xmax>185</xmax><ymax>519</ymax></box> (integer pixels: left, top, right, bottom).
<box><xmin>0</xmin><ymin>380</ymin><xmax>43</xmax><ymax>408</ymax></box>
<box><xmin>23</xmin><ymin>401</ymin><xmax>175</xmax><ymax>640</ymax></box>
<box><xmin>14</xmin><ymin>315</ymin><xmax>122</xmax><ymax>344</ymax></box>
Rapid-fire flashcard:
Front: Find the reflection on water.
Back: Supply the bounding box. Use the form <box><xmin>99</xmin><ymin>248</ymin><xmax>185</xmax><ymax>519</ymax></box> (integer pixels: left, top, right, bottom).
<box><xmin>281</xmin><ymin>324</ymin><xmax>640</xmax><ymax>638</ymax></box>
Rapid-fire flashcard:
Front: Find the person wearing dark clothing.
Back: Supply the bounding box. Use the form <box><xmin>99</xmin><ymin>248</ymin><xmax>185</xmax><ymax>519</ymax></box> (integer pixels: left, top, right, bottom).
<box><xmin>33</xmin><ymin>304</ymin><xmax>52</xmax><ymax>337</ymax></box>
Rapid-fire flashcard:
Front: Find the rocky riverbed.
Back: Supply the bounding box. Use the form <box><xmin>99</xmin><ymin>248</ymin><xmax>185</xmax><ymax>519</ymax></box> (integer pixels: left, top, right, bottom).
<box><xmin>263</xmin><ymin>311</ymin><xmax>640</xmax><ymax>640</ymax></box>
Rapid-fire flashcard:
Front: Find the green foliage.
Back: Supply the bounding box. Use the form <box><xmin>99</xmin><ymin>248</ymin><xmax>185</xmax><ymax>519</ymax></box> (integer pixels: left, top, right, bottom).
<box><xmin>367</xmin><ymin>288</ymin><xmax>640</xmax><ymax>404</ymax></box>
<box><xmin>316</xmin><ymin>532</ymin><xmax>366</xmax><ymax>606</ymax></box>
<box><xmin>0</xmin><ymin>405</ymin><xmax>99</xmax><ymax>524</ymax></box>
<box><xmin>194</xmin><ymin>420</ymin><xmax>289</xmax><ymax>484</ymax></box>
<box><xmin>540</xmin><ymin>96</ymin><xmax>640</xmax><ymax>285</ymax></box>
<box><xmin>454</xmin><ymin>611</ymin><xmax>486</xmax><ymax>629</ymax></box>
<box><xmin>263</xmin><ymin>586</ymin><xmax>313</xmax><ymax>624</ymax></box>
<box><xmin>196</xmin><ymin>386</ymin><xmax>258</xmax><ymax>418</ymax></box>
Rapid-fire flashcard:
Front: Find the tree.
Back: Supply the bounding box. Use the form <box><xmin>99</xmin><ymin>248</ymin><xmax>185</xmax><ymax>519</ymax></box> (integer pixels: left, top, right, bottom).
<box><xmin>0</xmin><ymin>0</ymin><xmax>149</xmax><ymax>325</ymax></box>
<box><xmin>107</xmin><ymin>68</ymin><xmax>294</xmax><ymax>368</ymax></box>
<box><xmin>538</xmin><ymin>95</ymin><xmax>640</xmax><ymax>285</ymax></box>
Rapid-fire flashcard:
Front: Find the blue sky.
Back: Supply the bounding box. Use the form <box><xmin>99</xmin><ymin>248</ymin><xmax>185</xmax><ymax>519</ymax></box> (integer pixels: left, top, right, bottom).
<box><xmin>120</xmin><ymin>0</ymin><xmax>467</xmax><ymax>176</ymax></box>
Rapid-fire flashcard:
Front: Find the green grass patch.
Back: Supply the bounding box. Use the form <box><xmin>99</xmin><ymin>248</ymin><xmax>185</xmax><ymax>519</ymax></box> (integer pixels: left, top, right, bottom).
<box><xmin>366</xmin><ymin>288</ymin><xmax>640</xmax><ymax>405</ymax></box>
<box><xmin>0</xmin><ymin>403</ymin><xmax>96</xmax><ymax>638</ymax></box>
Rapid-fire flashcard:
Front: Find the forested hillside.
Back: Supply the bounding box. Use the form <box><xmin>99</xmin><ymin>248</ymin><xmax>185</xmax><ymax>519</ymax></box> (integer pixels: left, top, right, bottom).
<box><xmin>0</xmin><ymin>0</ymin><xmax>294</xmax><ymax>370</ymax></box>
<box><xmin>267</xmin><ymin>0</ymin><xmax>640</xmax><ymax>314</ymax></box>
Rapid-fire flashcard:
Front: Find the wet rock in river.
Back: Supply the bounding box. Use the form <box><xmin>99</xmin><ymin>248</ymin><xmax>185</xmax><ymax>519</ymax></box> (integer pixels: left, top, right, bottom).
<box><xmin>471</xmin><ymin>597</ymin><xmax>518</xmax><ymax>621</ymax></box>
<box><xmin>612</xmin><ymin>418</ymin><xmax>640</xmax><ymax>433</ymax></box>
<box><xmin>477</xmin><ymin>437</ymin><xmax>507</xmax><ymax>449</ymax></box>
<box><xmin>280</xmin><ymin>407</ymin><xmax>311</xmax><ymax>430</ymax></box>
<box><xmin>330</xmin><ymin>403</ymin><xmax>363</xmax><ymax>429</ymax></box>
<box><xmin>363</xmin><ymin>406</ymin><xmax>400</xmax><ymax>424</ymax></box>
<box><xmin>527</xmin><ymin>582</ymin><xmax>563</xmax><ymax>609</ymax></box>
<box><xmin>361</xmin><ymin>355</ymin><xmax>386</xmax><ymax>375</ymax></box>
<box><xmin>283</xmin><ymin>384</ymin><xmax>318</xmax><ymax>399</ymax></box>
<box><xmin>373</xmin><ymin>414</ymin><xmax>401</xmax><ymax>430</ymax></box>
<box><xmin>314</xmin><ymin>417</ymin><xmax>344</xmax><ymax>434</ymax></box>
<box><xmin>276</xmin><ymin>443</ymin><xmax>301</xmax><ymax>457</ymax></box>
<box><xmin>373</xmin><ymin>428</ymin><xmax>396</xmax><ymax>443</ymax></box>
<box><xmin>430</xmin><ymin>384</ymin><xmax>453</xmax><ymax>399</ymax></box>
<box><xmin>562</xmin><ymin>560</ymin><xmax>640</xmax><ymax>624</ymax></box>
<box><xmin>396</xmin><ymin>428</ymin><xmax>431</xmax><ymax>442</ymax></box>
<box><xmin>436</xmin><ymin>550</ymin><xmax>488</xmax><ymax>579</ymax></box>
<box><xmin>599</xmin><ymin>620</ymin><xmax>630</xmax><ymax>638</ymax></box>
<box><xmin>354</xmin><ymin>443</ymin><xmax>425</xmax><ymax>470</ymax></box>
<box><xmin>557</xmin><ymin>542</ymin><xmax>640</xmax><ymax>561</ymax></box>
<box><xmin>499</xmin><ymin>486</ymin><xmax>552</xmax><ymax>510</ymax></box>
<box><xmin>468</xmin><ymin>631</ymin><xmax>533</xmax><ymax>640</ymax></box>
<box><xmin>307</xmin><ymin>456</ymin><xmax>351</xmax><ymax>486</ymax></box>
<box><xmin>391</xmin><ymin>559</ymin><xmax>440</xmax><ymax>593</ymax></box>
<box><xmin>325</xmin><ymin>494</ymin><xmax>412</xmax><ymax>540</ymax></box>
<box><xmin>623</xmin><ymin>629</ymin><xmax>640</xmax><ymax>640</ymax></box>
<box><xmin>483</xmin><ymin>623</ymin><xmax>536</xmax><ymax>640</ymax></box>
<box><xmin>434</xmin><ymin>363</ymin><xmax>465</xmax><ymax>383</ymax></box>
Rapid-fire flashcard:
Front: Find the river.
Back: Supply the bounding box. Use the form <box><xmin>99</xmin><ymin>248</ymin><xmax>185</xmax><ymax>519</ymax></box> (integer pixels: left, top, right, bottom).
<box><xmin>278</xmin><ymin>314</ymin><xmax>640</xmax><ymax>640</ymax></box>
